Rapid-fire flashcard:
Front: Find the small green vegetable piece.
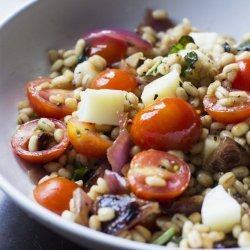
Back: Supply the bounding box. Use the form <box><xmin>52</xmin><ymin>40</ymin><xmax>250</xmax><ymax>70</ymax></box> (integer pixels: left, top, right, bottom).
<box><xmin>72</xmin><ymin>160</ymin><xmax>88</xmax><ymax>181</ymax></box>
<box><xmin>184</xmin><ymin>51</ymin><xmax>198</xmax><ymax>66</ymax></box>
<box><xmin>181</xmin><ymin>51</ymin><xmax>198</xmax><ymax>77</ymax></box>
<box><xmin>169</xmin><ymin>35</ymin><xmax>195</xmax><ymax>55</ymax></box>
<box><xmin>146</xmin><ymin>60</ymin><xmax>162</xmax><ymax>76</ymax></box>
<box><xmin>73</xmin><ymin>167</ymin><xmax>88</xmax><ymax>181</ymax></box>
<box><xmin>152</xmin><ymin>227</ymin><xmax>176</xmax><ymax>245</ymax></box>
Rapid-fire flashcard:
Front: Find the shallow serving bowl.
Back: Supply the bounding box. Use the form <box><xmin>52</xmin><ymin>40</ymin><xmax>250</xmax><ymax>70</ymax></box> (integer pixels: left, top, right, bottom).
<box><xmin>1</xmin><ymin>0</ymin><xmax>250</xmax><ymax>249</ymax></box>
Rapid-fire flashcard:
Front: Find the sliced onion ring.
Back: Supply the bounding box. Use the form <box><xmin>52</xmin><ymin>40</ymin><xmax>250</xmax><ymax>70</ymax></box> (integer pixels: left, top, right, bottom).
<box><xmin>104</xmin><ymin>170</ymin><xmax>128</xmax><ymax>194</ymax></box>
<box><xmin>84</xmin><ymin>29</ymin><xmax>152</xmax><ymax>51</ymax></box>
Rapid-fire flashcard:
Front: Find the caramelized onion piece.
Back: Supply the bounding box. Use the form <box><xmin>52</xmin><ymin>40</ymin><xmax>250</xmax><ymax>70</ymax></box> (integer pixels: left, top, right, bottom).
<box><xmin>94</xmin><ymin>194</ymin><xmax>160</xmax><ymax>235</ymax></box>
<box><xmin>205</xmin><ymin>137</ymin><xmax>250</xmax><ymax>172</ymax></box>
<box><xmin>162</xmin><ymin>195</ymin><xmax>204</xmax><ymax>215</ymax></box>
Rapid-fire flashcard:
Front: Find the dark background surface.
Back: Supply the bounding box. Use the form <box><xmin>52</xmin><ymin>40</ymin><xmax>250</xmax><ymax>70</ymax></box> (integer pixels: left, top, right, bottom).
<box><xmin>0</xmin><ymin>189</ymin><xmax>91</xmax><ymax>250</ymax></box>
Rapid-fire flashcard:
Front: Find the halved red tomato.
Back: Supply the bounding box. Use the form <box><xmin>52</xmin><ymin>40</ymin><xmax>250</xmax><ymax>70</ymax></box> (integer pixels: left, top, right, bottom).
<box><xmin>130</xmin><ymin>98</ymin><xmax>201</xmax><ymax>151</ymax></box>
<box><xmin>27</xmin><ymin>78</ymin><xmax>77</xmax><ymax>119</ymax></box>
<box><xmin>11</xmin><ymin>119</ymin><xmax>69</xmax><ymax>164</ymax></box>
<box><xmin>67</xmin><ymin>117</ymin><xmax>112</xmax><ymax>158</ymax></box>
<box><xmin>203</xmin><ymin>94</ymin><xmax>250</xmax><ymax>124</ymax></box>
<box><xmin>33</xmin><ymin>177</ymin><xmax>78</xmax><ymax>215</ymax></box>
<box><xmin>90</xmin><ymin>69</ymin><xmax>137</xmax><ymax>91</ymax></box>
<box><xmin>128</xmin><ymin>150</ymin><xmax>191</xmax><ymax>201</ymax></box>
<box><xmin>231</xmin><ymin>59</ymin><xmax>250</xmax><ymax>91</ymax></box>
<box><xmin>87</xmin><ymin>36</ymin><xmax>128</xmax><ymax>65</ymax></box>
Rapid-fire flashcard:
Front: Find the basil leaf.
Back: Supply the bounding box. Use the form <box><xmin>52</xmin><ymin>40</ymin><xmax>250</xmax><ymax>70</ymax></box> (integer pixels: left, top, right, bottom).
<box><xmin>72</xmin><ymin>167</ymin><xmax>88</xmax><ymax>181</ymax></box>
<box><xmin>169</xmin><ymin>35</ymin><xmax>195</xmax><ymax>55</ymax></box>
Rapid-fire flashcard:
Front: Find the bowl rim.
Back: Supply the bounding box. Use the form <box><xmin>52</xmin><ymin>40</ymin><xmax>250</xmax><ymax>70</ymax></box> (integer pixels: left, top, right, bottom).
<box><xmin>0</xmin><ymin>1</ymin><xmax>171</xmax><ymax>249</ymax></box>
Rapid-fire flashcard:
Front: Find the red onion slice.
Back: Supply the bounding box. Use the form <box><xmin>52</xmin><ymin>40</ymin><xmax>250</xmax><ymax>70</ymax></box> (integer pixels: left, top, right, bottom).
<box><xmin>107</xmin><ymin>129</ymin><xmax>133</xmax><ymax>175</ymax></box>
<box><xmin>72</xmin><ymin>188</ymin><xmax>93</xmax><ymax>226</ymax></box>
<box><xmin>84</xmin><ymin>29</ymin><xmax>152</xmax><ymax>51</ymax></box>
<box><xmin>104</xmin><ymin>170</ymin><xmax>128</xmax><ymax>194</ymax></box>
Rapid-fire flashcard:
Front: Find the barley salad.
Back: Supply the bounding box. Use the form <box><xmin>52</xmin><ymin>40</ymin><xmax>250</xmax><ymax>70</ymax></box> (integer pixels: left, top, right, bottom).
<box><xmin>11</xmin><ymin>9</ymin><xmax>250</xmax><ymax>248</ymax></box>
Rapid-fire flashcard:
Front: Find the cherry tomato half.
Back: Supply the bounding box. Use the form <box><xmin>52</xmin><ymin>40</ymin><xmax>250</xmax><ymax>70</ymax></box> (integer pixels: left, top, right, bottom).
<box><xmin>231</xmin><ymin>59</ymin><xmax>250</xmax><ymax>91</ymax></box>
<box><xmin>130</xmin><ymin>98</ymin><xmax>201</xmax><ymax>151</ymax></box>
<box><xmin>27</xmin><ymin>78</ymin><xmax>77</xmax><ymax>119</ymax></box>
<box><xmin>203</xmin><ymin>94</ymin><xmax>250</xmax><ymax>124</ymax></box>
<box><xmin>128</xmin><ymin>150</ymin><xmax>191</xmax><ymax>201</ymax></box>
<box><xmin>33</xmin><ymin>177</ymin><xmax>78</xmax><ymax>215</ymax></box>
<box><xmin>90</xmin><ymin>69</ymin><xmax>137</xmax><ymax>91</ymax></box>
<box><xmin>11</xmin><ymin>119</ymin><xmax>69</xmax><ymax>164</ymax></box>
<box><xmin>87</xmin><ymin>36</ymin><xmax>128</xmax><ymax>65</ymax></box>
<box><xmin>67</xmin><ymin>118</ymin><xmax>112</xmax><ymax>158</ymax></box>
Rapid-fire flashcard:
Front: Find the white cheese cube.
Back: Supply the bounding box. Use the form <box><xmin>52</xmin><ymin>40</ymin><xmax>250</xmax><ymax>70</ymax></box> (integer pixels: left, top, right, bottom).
<box><xmin>78</xmin><ymin>89</ymin><xmax>125</xmax><ymax>126</ymax></box>
<box><xmin>201</xmin><ymin>185</ymin><xmax>241</xmax><ymax>233</ymax></box>
<box><xmin>190</xmin><ymin>32</ymin><xmax>218</xmax><ymax>52</ymax></box>
<box><xmin>141</xmin><ymin>70</ymin><xmax>181</xmax><ymax>107</ymax></box>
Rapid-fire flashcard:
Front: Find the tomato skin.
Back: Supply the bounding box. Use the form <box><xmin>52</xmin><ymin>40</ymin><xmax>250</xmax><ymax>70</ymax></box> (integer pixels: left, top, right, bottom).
<box><xmin>67</xmin><ymin>118</ymin><xmax>112</xmax><ymax>158</ymax></box>
<box><xmin>27</xmin><ymin>78</ymin><xmax>76</xmax><ymax>119</ymax></box>
<box><xmin>90</xmin><ymin>69</ymin><xmax>137</xmax><ymax>91</ymax></box>
<box><xmin>11</xmin><ymin>119</ymin><xmax>69</xmax><ymax>164</ymax></box>
<box><xmin>128</xmin><ymin>150</ymin><xmax>191</xmax><ymax>201</ymax></box>
<box><xmin>33</xmin><ymin>177</ymin><xmax>78</xmax><ymax>215</ymax></box>
<box><xmin>203</xmin><ymin>95</ymin><xmax>250</xmax><ymax>124</ymax></box>
<box><xmin>232</xmin><ymin>59</ymin><xmax>250</xmax><ymax>91</ymax></box>
<box><xmin>87</xmin><ymin>36</ymin><xmax>128</xmax><ymax>65</ymax></box>
<box><xmin>130</xmin><ymin>98</ymin><xmax>201</xmax><ymax>151</ymax></box>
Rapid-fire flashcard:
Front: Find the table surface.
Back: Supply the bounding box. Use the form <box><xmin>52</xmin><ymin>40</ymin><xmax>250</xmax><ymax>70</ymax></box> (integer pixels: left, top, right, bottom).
<box><xmin>0</xmin><ymin>189</ymin><xmax>92</xmax><ymax>250</ymax></box>
<box><xmin>0</xmin><ymin>4</ymin><xmax>88</xmax><ymax>250</ymax></box>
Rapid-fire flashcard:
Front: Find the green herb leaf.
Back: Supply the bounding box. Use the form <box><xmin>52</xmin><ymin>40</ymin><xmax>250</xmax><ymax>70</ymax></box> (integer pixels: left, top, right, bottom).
<box><xmin>152</xmin><ymin>227</ymin><xmax>176</xmax><ymax>245</ymax></box>
<box><xmin>169</xmin><ymin>35</ymin><xmax>195</xmax><ymax>55</ymax></box>
<box><xmin>72</xmin><ymin>160</ymin><xmax>89</xmax><ymax>181</ymax></box>
<box><xmin>181</xmin><ymin>51</ymin><xmax>198</xmax><ymax>77</ymax></box>
<box><xmin>146</xmin><ymin>60</ymin><xmax>162</xmax><ymax>76</ymax></box>
<box><xmin>237</xmin><ymin>39</ymin><xmax>250</xmax><ymax>52</ymax></box>
<box><xmin>72</xmin><ymin>167</ymin><xmax>88</xmax><ymax>181</ymax></box>
<box><xmin>184</xmin><ymin>51</ymin><xmax>198</xmax><ymax>67</ymax></box>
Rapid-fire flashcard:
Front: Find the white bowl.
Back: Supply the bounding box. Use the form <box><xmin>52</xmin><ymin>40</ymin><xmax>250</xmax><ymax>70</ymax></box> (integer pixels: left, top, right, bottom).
<box><xmin>0</xmin><ymin>0</ymin><xmax>250</xmax><ymax>249</ymax></box>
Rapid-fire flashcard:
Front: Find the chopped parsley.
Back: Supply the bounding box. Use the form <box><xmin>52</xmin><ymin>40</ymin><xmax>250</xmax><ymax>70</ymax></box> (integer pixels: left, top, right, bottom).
<box><xmin>72</xmin><ymin>160</ymin><xmax>89</xmax><ymax>181</ymax></box>
<box><xmin>169</xmin><ymin>35</ymin><xmax>195</xmax><ymax>55</ymax></box>
<box><xmin>181</xmin><ymin>51</ymin><xmax>198</xmax><ymax>77</ymax></box>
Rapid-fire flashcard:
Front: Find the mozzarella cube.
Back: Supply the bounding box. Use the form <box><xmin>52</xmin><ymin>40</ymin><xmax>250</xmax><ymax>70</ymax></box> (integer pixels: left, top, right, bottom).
<box><xmin>141</xmin><ymin>70</ymin><xmax>181</xmax><ymax>107</ymax></box>
<box><xmin>78</xmin><ymin>89</ymin><xmax>125</xmax><ymax>126</ymax></box>
<box><xmin>201</xmin><ymin>185</ymin><xmax>241</xmax><ymax>233</ymax></box>
<box><xmin>190</xmin><ymin>32</ymin><xmax>218</xmax><ymax>52</ymax></box>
